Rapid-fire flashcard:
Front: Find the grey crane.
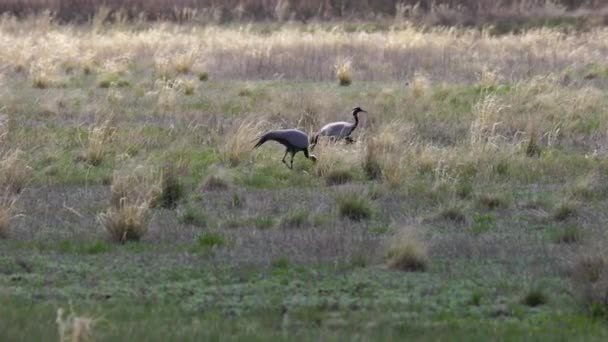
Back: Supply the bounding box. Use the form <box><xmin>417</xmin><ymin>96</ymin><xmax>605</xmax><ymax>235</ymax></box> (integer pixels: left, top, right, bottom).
<box><xmin>253</xmin><ymin>129</ymin><xmax>317</xmax><ymax>169</ymax></box>
<box><xmin>310</xmin><ymin>107</ymin><xmax>368</xmax><ymax>150</ymax></box>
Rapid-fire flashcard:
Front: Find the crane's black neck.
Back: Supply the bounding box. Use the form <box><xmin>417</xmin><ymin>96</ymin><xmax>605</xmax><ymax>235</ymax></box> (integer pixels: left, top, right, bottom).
<box><xmin>352</xmin><ymin>111</ymin><xmax>359</xmax><ymax>129</ymax></box>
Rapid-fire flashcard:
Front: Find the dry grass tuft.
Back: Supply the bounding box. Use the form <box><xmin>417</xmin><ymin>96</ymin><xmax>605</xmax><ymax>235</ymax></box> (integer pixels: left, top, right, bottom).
<box><xmin>335</xmin><ymin>57</ymin><xmax>353</xmax><ymax>86</ymax></box>
<box><xmin>570</xmin><ymin>246</ymin><xmax>608</xmax><ymax>317</ymax></box>
<box><xmin>553</xmin><ymin>201</ymin><xmax>579</xmax><ymax>221</ymax></box>
<box><xmin>325</xmin><ymin>168</ymin><xmax>354</xmax><ymax>186</ymax></box>
<box><xmin>56</xmin><ymin>306</ymin><xmax>97</xmax><ymax>342</ymax></box>
<box><xmin>437</xmin><ymin>205</ymin><xmax>468</xmax><ymax>224</ymax></box>
<box><xmin>0</xmin><ymin>149</ymin><xmax>29</xmax><ymax>195</ymax></box>
<box><xmin>410</xmin><ymin>72</ymin><xmax>430</xmax><ymax>98</ymax></box>
<box><xmin>100</xmin><ymin>166</ymin><xmax>160</xmax><ymax>243</ymax></box>
<box><xmin>158</xmin><ymin>163</ymin><xmax>185</xmax><ymax>209</ymax></box>
<box><xmin>0</xmin><ymin>194</ymin><xmax>17</xmax><ymax>239</ymax></box>
<box><xmin>477</xmin><ymin>193</ymin><xmax>506</xmax><ymax>210</ymax></box>
<box><xmin>223</xmin><ymin>119</ymin><xmax>266</xmax><ymax>167</ymax></box>
<box><xmin>83</xmin><ymin>121</ymin><xmax>115</xmax><ymax>166</ymax></box>
<box><xmin>109</xmin><ymin>166</ymin><xmax>161</xmax><ymax>209</ymax></box>
<box><xmin>337</xmin><ymin>192</ymin><xmax>373</xmax><ymax>221</ymax></box>
<box><xmin>173</xmin><ymin>51</ymin><xmax>196</xmax><ymax>74</ymax></box>
<box><xmin>362</xmin><ymin>137</ymin><xmax>384</xmax><ymax>180</ymax></box>
<box><xmin>386</xmin><ymin>226</ymin><xmax>428</xmax><ymax>272</ymax></box>
<box><xmin>202</xmin><ymin>174</ymin><xmax>231</xmax><ymax>192</ymax></box>
<box><xmin>469</xmin><ymin>93</ymin><xmax>506</xmax><ymax>152</ymax></box>
<box><xmin>98</xmin><ymin>201</ymin><xmax>150</xmax><ymax>243</ymax></box>
<box><xmin>29</xmin><ymin>61</ymin><xmax>59</xmax><ymax>89</ymax></box>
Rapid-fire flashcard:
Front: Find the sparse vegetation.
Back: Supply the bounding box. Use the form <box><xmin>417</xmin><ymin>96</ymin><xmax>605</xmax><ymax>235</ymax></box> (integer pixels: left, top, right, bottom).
<box><xmin>4</xmin><ymin>8</ymin><xmax>608</xmax><ymax>341</ymax></box>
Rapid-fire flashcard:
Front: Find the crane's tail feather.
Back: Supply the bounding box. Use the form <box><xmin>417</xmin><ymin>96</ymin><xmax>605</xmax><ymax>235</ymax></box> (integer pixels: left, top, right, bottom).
<box><xmin>253</xmin><ymin>134</ymin><xmax>268</xmax><ymax>149</ymax></box>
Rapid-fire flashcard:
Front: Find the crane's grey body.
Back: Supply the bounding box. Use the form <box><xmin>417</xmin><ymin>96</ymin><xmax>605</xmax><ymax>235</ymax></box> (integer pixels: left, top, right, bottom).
<box><xmin>254</xmin><ymin>129</ymin><xmax>317</xmax><ymax>169</ymax></box>
<box><xmin>310</xmin><ymin>107</ymin><xmax>367</xmax><ymax>150</ymax></box>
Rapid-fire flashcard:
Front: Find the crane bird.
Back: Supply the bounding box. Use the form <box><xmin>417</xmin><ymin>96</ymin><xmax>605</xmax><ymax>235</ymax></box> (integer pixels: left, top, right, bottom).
<box><xmin>310</xmin><ymin>106</ymin><xmax>368</xmax><ymax>150</ymax></box>
<box><xmin>253</xmin><ymin>129</ymin><xmax>317</xmax><ymax>169</ymax></box>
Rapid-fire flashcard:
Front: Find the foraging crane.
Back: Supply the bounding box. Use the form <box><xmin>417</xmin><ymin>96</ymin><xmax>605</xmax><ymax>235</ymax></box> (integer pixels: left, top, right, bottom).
<box><xmin>310</xmin><ymin>107</ymin><xmax>368</xmax><ymax>150</ymax></box>
<box><xmin>253</xmin><ymin>129</ymin><xmax>317</xmax><ymax>169</ymax></box>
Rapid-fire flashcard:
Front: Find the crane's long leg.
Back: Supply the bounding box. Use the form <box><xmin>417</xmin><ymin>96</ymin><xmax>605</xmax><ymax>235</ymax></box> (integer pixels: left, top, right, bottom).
<box><xmin>289</xmin><ymin>151</ymin><xmax>295</xmax><ymax>169</ymax></box>
<box><xmin>281</xmin><ymin>149</ymin><xmax>290</xmax><ymax>169</ymax></box>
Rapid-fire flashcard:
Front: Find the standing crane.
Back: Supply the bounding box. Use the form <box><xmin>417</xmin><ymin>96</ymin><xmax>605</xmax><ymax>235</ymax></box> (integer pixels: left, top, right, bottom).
<box><xmin>253</xmin><ymin>129</ymin><xmax>317</xmax><ymax>169</ymax></box>
<box><xmin>310</xmin><ymin>107</ymin><xmax>368</xmax><ymax>150</ymax></box>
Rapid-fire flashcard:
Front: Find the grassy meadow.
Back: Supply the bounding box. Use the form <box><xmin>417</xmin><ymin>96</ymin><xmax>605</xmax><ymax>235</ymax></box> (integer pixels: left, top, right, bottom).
<box><xmin>3</xmin><ymin>13</ymin><xmax>608</xmax><ymax>340</ymax></box>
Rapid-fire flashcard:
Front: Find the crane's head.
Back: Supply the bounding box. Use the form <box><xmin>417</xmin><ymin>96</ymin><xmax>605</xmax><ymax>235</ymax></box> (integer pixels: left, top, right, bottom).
<box><xmin>352</xmin><ymin>107</ymin><xmax>367</xmax><ymax>115</ymax></box>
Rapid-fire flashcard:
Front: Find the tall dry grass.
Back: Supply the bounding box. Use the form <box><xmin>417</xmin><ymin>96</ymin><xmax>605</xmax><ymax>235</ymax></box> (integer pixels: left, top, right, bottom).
<box><xmin>223</xmin><ymin>119</ymin><xmax>267</xmax><ymax>167</ymax></box>
<box><xmin>1</xmin><ymin>17</ymin><xmax>608</xmax><ymax>84</ymax></box>
<box><xmin>99</xmin><ymin>165</ymin><xmax>160</xmax><ymax>243</ymax></box>
<box><xmin>0</xmin><ymin>0</ymin><xmax>604</xmax><ymax>23</ymax></box>
<box><xmin>56</xmin><ymin>307</ymin><xmax>97</xmax><ymax>342</ymax></box>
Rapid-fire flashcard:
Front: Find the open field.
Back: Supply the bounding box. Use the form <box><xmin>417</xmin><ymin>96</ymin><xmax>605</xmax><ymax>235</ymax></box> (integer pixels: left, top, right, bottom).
<box><xmin>3</xmin><ymin>16</ymin><xmax>608</xmax><ymax>340</ymax></box>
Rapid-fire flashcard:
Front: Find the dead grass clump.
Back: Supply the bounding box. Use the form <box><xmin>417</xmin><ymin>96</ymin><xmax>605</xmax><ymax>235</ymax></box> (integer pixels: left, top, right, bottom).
<box><xmin>201</xmin><ymin>174</ymin><xmax>231</xmax><ymax>192</ymax></box>
<box><xmin>98</xmin><ymin>200</ymin><xmax>150</xmax><ymax>243</ymax></box>
<box><xmin>198</xmin><ymin>71</ymin><xmax>209</xmax><ymax>81</ymax></box>
<box><xmin>182</xmin><ymin>79</ymin><xmax>197</xmax><ymax>95</ymax></box>
<box><xmin>469</xmin><ymin>93</ymin><xmax>506</xmax><ymax>152</ymax></box>
<box><xmin>438</xmin><ymin>205</ymin><xmax>468</xmax><ymax>224</ymax></box>
<box><xmin>0</xmin><ymin>149</ymin><xmax>29</xmax><ymax>194</ymax></box>
<box><xmin>0</xmin><ymin>194</ymin><xmax>17</xmax><ymax>239</ymax></box>
<box><xmin>83</xmin><ymin>121</ymin><xmax>115</xmax><ymax>166</ymax></box>
<box><xmin>386</xmin><ymin>226</ymin><xmax>428</xmax><ymax>272</ymax></box>
<box><xmin>477</xmin><ymin>193</ymin><xmax>507</xmax><ymax>210</ymax></box>
<box><xmin>56</xmin><ymin>307</ymin><xmax>97</xmax><ymax>342</ymax></box>
<box><xmin>223</xmin><ymin>119</ymin><xmax>266</xmax><ymax>167</ymax></box>
<box><xmin>335</xmin><ymin>57</ymin><xmax>353</xmax><ymax>86</ymax></box>
<box><xmin>571</xmin><ymin>249</ymin><xmax>608</xmax><ymax>318</ymax></box>
<box><xmin>100</xmin><ymin>166</ymin><xmax>159</xmax><ymax>243</ymax></box>
<box><xmin>29</xmin><ymin>61</ymin><xmax>59</xmax><ymax>89</ymax></box>
<box><xmin>158</xmin><ymin>163</ymin><xmax>185</xmax><ymax>209</ymax></box>
<box><xmin>325</xmin><ymin>168</ymin><xmax>354</xmax><ymax>186</ymax></box>
<box><xmin>173</xmin><ymin>51</ymin><xmax>196</xmax><ymax>74</ymax></box>
<box><xmin>109</xmin><ymin>167</ymin><xmax>161</xmax><ymax>209</ymax></box>
<box><xmin>410</xmin><ymin>71</ymin><xmax>430</xmax><ymax>98</ymax></box>
<box><xmin>553</xmin><ymin>201</ymin><xmax>578</xmax><ymax>221</ymax></box>
<box><xmin>362</xmin><ymin>138</ymin><xmax>383</xmax><ymax>180</ymax></box>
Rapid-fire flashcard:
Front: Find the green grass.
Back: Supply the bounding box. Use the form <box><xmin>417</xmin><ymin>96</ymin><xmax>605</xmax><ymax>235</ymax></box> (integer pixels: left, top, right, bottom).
<box><xmin>3</xmin><ymin>22</ymin><xmax>608</xmax><ymax>340</ymax></box>
<box><xmin>179</xmin><ymin>205</ymin><xmax>207</xmax><ymax>227</ymax></box>
<box><xmin>337</xmin><ymin>194</ymin><xmax>373</xmax><ymax>221</ymax></box>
